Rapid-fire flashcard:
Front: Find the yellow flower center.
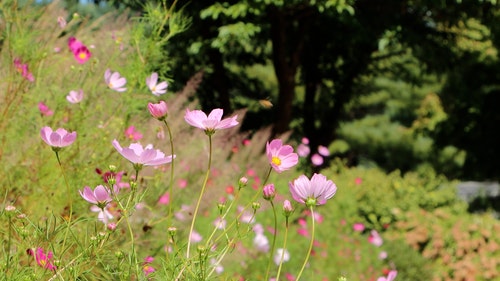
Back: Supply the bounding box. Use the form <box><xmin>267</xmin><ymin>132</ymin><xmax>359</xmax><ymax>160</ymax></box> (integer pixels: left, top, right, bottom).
<box><xmin>78</xmin><ymin>52</ymin><xmax>87</xmax><ymax>59</ymax></box>
<box><xmin>271</xmin><ymin>156</ymin><xmax>281</xmax><ymax>166</ymax></box>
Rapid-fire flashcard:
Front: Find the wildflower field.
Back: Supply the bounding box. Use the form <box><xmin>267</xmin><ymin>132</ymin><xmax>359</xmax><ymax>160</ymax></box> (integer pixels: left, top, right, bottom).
<box><xmin>1</xmin><ymin>1</ymin><xmax>499</xmax><ymax>281</ymax></box>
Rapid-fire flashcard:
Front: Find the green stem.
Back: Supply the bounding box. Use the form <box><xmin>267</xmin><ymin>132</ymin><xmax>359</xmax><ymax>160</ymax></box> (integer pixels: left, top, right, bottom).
<box><xmin>164</xmin><ymin>119</ymin><xmax>175</xmax><ymax>224</ymax></box>
<box><xmin>264</xmin><ymin>200</ymin><xmax>278</xmax><ymax>281</ymax></box>
<box><xmin>56</xmin><ymin>151</ymin><xmax>73</xmax><ymax>253</ymax></box>
<box><xmin>296</xmin><ymin>206</ymin><xmax>315</xmax><ymax>281</ymax></box>
<box><xmin>275</xmin><ymin>216</ymin><xmax>290</xmax><ymax>281</ymax></box>
<box><xmin>211</xmin><ymin>167</ymin><xmax>272</xmax><ymax>246</ymax></box>
<box><xmin>186</xmin><ymin>135</ymin><xmax>212</xmax><ymax>258</ymax></box>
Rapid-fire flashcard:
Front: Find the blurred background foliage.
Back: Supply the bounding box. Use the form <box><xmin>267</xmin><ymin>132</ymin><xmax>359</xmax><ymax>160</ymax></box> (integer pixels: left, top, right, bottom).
<box><xmin>59</xmin><ymin>0</ymin><xmax>500</xmax><ymax>181</ymax></box>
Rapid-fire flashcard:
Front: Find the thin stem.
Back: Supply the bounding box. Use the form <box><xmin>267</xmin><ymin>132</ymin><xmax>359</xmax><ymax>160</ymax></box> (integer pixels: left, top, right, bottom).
<box><xmin>275</xmin><ymin>216</ymin><xmax>290</xmax><ymax>281</ymax></box>
<box><xmin>264</xmin><ymin>200</ymin><xmax>278</xmax><ymax>281</ymax></box>
<box><xmin>212</xmin><ymin>167</ymin><xmax>272</xmax><ymax>245</ymax></box>
<box><xmin>164</xmin><ymin>119</ymin><xmax>175</xmax><ymax>225</ymax></box>
<box><xmin>186</xmin><ymin>135</ymin><xmax>212</xmax><ymax>258</ymax></box>
<box><xmin>296</xmin><ymin>206</ymin><xmax>316</xmax><ymax>281</ymax></box>
<box><xmin>56</xmin><ymin>151</ymin><xmax>73</xmax><ymax>253</ymax></box>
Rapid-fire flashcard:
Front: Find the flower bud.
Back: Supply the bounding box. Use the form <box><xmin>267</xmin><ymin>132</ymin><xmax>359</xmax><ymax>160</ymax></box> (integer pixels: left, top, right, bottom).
<box><xmin>252</xmin><ymin>202</ymin><xmax>261</xmax><ymax>210</ymax></box>
<box><xmin>262</xmin><ymin>184</ymin><xmax>276</xmax><ymax>201</ymax></box>
<box><xmin>282</xmin><ymin>200</ymin><xmax>293</xmax><ymax>217</ymax></box>
<box><xmin>238</xmin><ymin>177</ymin><xmax>248</xmax><ymax>189</ymax></box>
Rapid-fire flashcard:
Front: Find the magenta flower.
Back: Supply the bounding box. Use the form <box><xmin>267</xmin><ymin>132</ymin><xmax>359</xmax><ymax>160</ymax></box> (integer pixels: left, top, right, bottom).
<box><xmin>28</xmin><ymin>247</ymin><xmax>57</xmax><ymax>270</ymax></box>
<box><xmin>353</xmin><ymin>223</ymin><xmax>365</xmax><ymax>232</ymax></box>
<box><xmin>184</xmin><ymin>108</ymin><xmax>238</xmax><ymax>135</ymax></box>
<box><xmin>289</xmin><ymin>173</ymin><xmax>337</xmax><ymax>207</ymax></box>
<box><xmin>143</xmin><ymin>256</ymin><xmax>156</xmax><ymax>276</ymax></box>
<box><xmin>79</xmin><ymin>185</ymin><xmax>113</xmax><ymax>209</ymax></box>
<box><xmin>112</xmin><ymin>139</ymin><xmax>175</xmax><ymax>168</ymax></box>
<box><xmin>146</xmin><ymin>72</ymin><xmax>168</xmax><ymax>96</ymax></box>
<box><xmin>68</xmin><ymin>37</ymin><xmax>83</xmax><ymax>53</ymax></box>
<box><xmin>377</xmin><ymin>270</ymin><xmax>397</xmax><ymax>281</ymax></box>
<box><xmin>40</xmin><ymin>126</ymin><xmax>77</xmax><ymax>149</ymax></box>
<box><xmin>104</xmin><ymin>69</ymin><xmax>127</xmax><ymax>92</ymax></box>
<box><xmin>148</xmin><ymin>101</ymin><xmax>168</xmax><ymax>120</ymax></box>
<box><xmin>124</xmin><ymin>125</ymin><xmax>143</xmax><ymax>141</ymax></box>
<box><xmin>66</xmin><ymin>89</ymin><xmax>84</xmax><ymax>104</ymax></box>
<box><xmin>38</xmin><ymin>102</ymin><xmax>54</xmax><ymax>116</ymax></box>
<box><xmin>13</xmin><ymin>58</ymin><xmax>34</xmax><ymax>82</ymax></box>
<box><xmin>266</xmin><ymin>139</ymin><xmax>299</xmax><ymax>173</ymax></box>
<box><xmin>73</xmin><ymin>46</ymin><xmax>91</xmax><ymax>64</ymax></box>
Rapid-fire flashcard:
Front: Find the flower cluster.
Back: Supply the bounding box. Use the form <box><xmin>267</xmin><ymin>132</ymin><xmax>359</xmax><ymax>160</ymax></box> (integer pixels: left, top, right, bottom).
<box><xmin>68</xmin><ymin>37</ymin><xmax>91</xmax><ymax>64</ymax></box>
<box><xmin>13</xmin><ymin>58</ymin><xmax>34</xmax><ymax>82</ymax></box>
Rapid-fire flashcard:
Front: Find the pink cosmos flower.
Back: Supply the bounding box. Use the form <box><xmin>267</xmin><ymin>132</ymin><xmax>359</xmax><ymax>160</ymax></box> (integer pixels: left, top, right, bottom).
<box><xmin>369</xmin><ymin>230</ymin><xmax>383</xmax><ymax>247</ymax></box>
<box><xmin>73</xmin><ymin>46</ymin><xmax>91</xmax><ymax>64</ymax></box>
<box><xmin>66</xmin><ymin>89</ymin><xmax>84</xmax><ymax>104</ymax></box>
<box><xmin>90</xmin><ymin>205</ymin><xmax>114</xmax><ymax>225</ymax></box>
<box><xmin>13</xmin><ymin>58</ymin><xmax>34</xmax><ymax>82</ymax></box>
<box><xmin>148</xmin><ymin>101</ymin><xmax>168</xmax><ymax>120</ymax></box>
<box><xmin>38</xmin><ymin>102</ymin><xmax>54</xmax><ymax>116</ymax></box>
<box><xmin>317</xmin><ymin>145</ymin><xmax>330</xmax><ymax>156</ymax></box>
<box><xmin>112</xmin><ymin>139</ymin><xmax>174</xmax><ymax>167</ymax></box>
<box><xmin>266</xmin><ymin>139</ymin><xmax>299</xmax><ymax>173</ymax></box>
<box><xmin>355</xmin><ymin>177</ymin><xmax>363</xmax><ymax>185</ymax></box>
<box><xmin>158</xmin><ymin>192</ymin><xmax>170</xmax><ymax>205</ymax></box>
<box><xmin>377</xmin><ymin>270</ymin><xmax>397</xmax><ymax>281</ymax></box>
<box><xmin>283</xmin><ymin>200</ymin><xmax>293</xmax><ymax>215</ymax></box>
<box><xmin>40</xmin><ymin>126</ymin><xmax>77</xmax><ymax>148</ymax></box>
<box><xmin>146</xmin><ymin>72</ymin><xmax>168</xmax><ymax>96</ymax></box>
<box><xmin>263</xmin><ymin>183</ymin><xmax>276</xmax><ymax>200</ymax></box>
<box><xmin>254</xmin><ymin>233</ymin><xmax>270</xmax><ymax>253</ymax></box>
<box><xmin>124</xmin><ymin>125</ymin><xmax>143</xmax><ymax>141</ymax></box>
<box><xmin>104</xmin><ymin>69</ymin><xmax>127</xmax><ymax>92</ymax></box>
<box><xmin>311</xmin><ymin>153</ymin><xmax>324</xmax><ymax>166</ymax></box>
<box><xmin>79</xmin><ymin>185</ymin><xmax>113</xmax><ymax>208</ymax></box>
<box><xmin>28</xmin><ymin>247</ymin><xmax>57</xmax><ymax>270</ymax></box>
<box><xmin>289</xmin><ymin>173</ymin><xmax>337</xmax><ymax>207</ymax></box>
<box><xmin>353</xmin><ymin>223</ymin><xmax>365</xmax><ymax>232</ymax></box>
<box><xmin>273</xmin><ymin>248</ymin><xmax>290</xmax><ymax>265</ymax></box>
<box><xmin>190</xmin><ymin>230</ymin><xmax>202</xmax><ymax>243</ymax></box>
<box><xmin>297</xmin><ymin>143</ymin><xmax>310</xmax><ymax>157</ymax></box>
<box><xmin>184</xmin><ymin>108</ymin><xmax>238</xmax><ymax>135</ymax></box>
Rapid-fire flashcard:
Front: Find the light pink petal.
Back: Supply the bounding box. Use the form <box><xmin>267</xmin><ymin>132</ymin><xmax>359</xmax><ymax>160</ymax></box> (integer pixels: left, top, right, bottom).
<box><xmin>80</xmin><ymin>186</ymin><xmax>97</xmax><ymax>204</ymax></box>
<box><xmin>49</xmin><ymin>132</ymin><xmax>62</xmax><ymax>147</ymax></box>
<box><xmin>156</xmin><ymin>81</ymin><xmax>168</xmax><ymax>90</ymax></box>
<box><xmin>278</xmin><ymin>145</ymin><xmax>294</xmax><ymax>156</ymax></box>
<box><xmin>113</xmin><ymin>77</ymin><xmax>127</xmax><ymax>88</ymax></box>
<box><xmin>40</xmin><ymin>127</ymin><xmax>53</xmax><ymax>145</ymax></box>
<box><xmin>93</xmin><ymin>185</ymin><xmax>111</xmax><ymax>202</ymax></box>
<box><xmin>185</xmin><ymin>109</ymin><xmax>208</xmax><ymax>129</ymax></box>
<box><xmin>207</xmin><ymin>108</ymin><xmax>224</xmax><ymax>121</ymax></box>
<box><xmin>119</xmin><ymin>147</ymin><xmax>141</xmax><ymax>163</ymax></box>
<box><xmin>139</xmin><ymin>148</ymin><xmax>157</xmax><ymax>164</ymax></box>
<box><xmin>128</xmin><ymin>143</ymin><xmax>145</xmax><ymax>155</ymax></box>
<box><xmin>104</xmin><ymin>69</ymin><xmax>111</xmax><ymax>82</ymax></box>
<box><xmin>147</xmin><ymin>72</ymin><xmax>158</xmax><ymax>89</ymax></box>
<box><xmin>61</xmin><ymin>132</ymin><xmax>77</xmax><ymax>146</ymax></box>
<box><xmin>215</xmin><ymin>115</ymin><xmax>239</xmax><ymax>130</ymax></box>
<box><xmin>145</xmin><ymin>154</ymin><xmax>174</xmax><ymax>166</ymax></box>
